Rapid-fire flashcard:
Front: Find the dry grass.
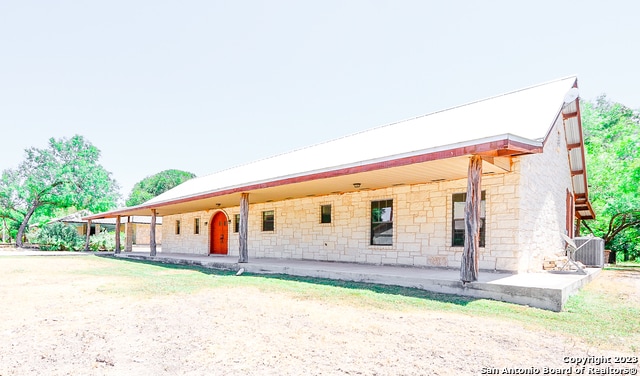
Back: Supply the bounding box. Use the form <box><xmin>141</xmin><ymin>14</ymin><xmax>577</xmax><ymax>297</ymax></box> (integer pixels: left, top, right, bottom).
<box><xmin>0</xmin><ymin>255</ymin><xmax>638</xmax><ymax>375</ymax></box>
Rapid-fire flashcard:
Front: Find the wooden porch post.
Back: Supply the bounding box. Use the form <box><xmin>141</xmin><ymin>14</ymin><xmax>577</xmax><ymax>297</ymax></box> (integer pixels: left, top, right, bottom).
<box><xmin>461</xmin><ymin>155</ymin><xmax>482</xmax><ymax>283</ymax></box>
<box><xmin>238</xmin><ymin>193</ymin><xmax>249</xmax><ymax>263</ymax></box>
<box><xmin>150</xmin><ymin>209</ymin><xmax>157</xmax><ymax>257</ymax></box>
<box><xmin>115</xmin><ymin>215</ymin><xmax>121</xmax><ymax>254</ymax></box>
<box><xmin>125</xmin><ymin>217</ymin><xmax>133</xmax><ymax>252</ymax></box>
<box><xmin>84</xmin><ymin>220</ymin><xmax>92</xmax><ymax>252</ymax></box>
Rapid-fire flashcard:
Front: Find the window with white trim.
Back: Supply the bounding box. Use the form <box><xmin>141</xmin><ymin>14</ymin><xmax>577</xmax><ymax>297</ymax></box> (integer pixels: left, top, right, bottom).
<box><xmin>371</xmin><ymin>199</ymin><xmax>393</xmax><ymax>246</ymax></box>
<box><xmin>452</xmin><ymin>192</ymin><xmax>486</xmax><ymax>247</ymax></box>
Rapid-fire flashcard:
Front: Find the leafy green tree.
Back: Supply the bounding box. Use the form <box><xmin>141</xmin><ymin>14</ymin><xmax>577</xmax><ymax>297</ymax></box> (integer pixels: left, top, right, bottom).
<box><xmin>0</xmin><ymin>135</ymin><xmax>120</xmax><ymax>247</ymax></box>
<box><xmin>581</xmin><ymin>96</ymin><xmax>640</xmax><ymax>261</ymax></box>
<box><xmin>126</xmin><ymin>169</ymin><xmax>196</xmax><ymax>206</ymax></box>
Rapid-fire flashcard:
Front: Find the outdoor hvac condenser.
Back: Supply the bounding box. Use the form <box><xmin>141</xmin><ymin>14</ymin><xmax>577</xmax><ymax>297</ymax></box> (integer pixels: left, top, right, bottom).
<box><xmin>573</xmin><ymin>237</ymin><xmax>605</xmax><ymax>267</ymax></box>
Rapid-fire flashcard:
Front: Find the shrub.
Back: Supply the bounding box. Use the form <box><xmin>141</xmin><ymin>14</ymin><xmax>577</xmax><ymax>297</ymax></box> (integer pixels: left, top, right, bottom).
<box><xmin>32</xmin><ymin>222</ymin><xmax>84</xmax><ymax>251</ymax></box>
<box><xmin>89</xmin><ymin>230</ymin><xmax>117</xmax><ymax>251</ymax></box>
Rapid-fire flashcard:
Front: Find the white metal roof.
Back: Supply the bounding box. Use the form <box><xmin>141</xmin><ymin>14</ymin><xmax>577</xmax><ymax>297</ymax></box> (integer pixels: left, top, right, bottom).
<box><xmin>148</xmin><ymin>76</ymin><xmax>577</xmax><ymax>205</ymax></box>
<box><xmin>86</xmin><ymin>76</ymin><xmax>594</xmax><ymax>219</ymax></box>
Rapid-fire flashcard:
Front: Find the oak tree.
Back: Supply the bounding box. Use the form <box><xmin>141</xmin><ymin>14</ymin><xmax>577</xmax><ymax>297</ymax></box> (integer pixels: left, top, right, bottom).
<box><xmin>0</xmin><ymin>135</ymin><xmax>119</xmax><ymax>247</ymax></box>
<box><xmin>126</xmin><ymin>169</ymin><xmax>196</xmax><ymax>206</ymax></box>
<box><xmin>581</xmin><ymin>96</ymin><xmax>640</xmax><ymax>261</ymax></box>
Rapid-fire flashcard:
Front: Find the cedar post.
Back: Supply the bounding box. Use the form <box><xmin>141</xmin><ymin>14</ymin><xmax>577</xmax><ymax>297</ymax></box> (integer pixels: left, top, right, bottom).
<box><xmin>150</xmin><ymin>209</ymin><xmax>157</xmax><ymax>257</ymax></box>
<box><xmin>238</xmin><ymin>193</ymin><xmax>249</xmax><ymax>263</ymax></box>
<box><xmin>460</xmin><ymin>155</ymin><xmax>482</xmax><ymax>283</ymax></box>
<box><xmin>84</xmin><ymin>220</ymin><xmax>92</xmax><ymax>252</ymax></box>
<box><xmin>115</xmin><ymin>215</ymin><xmax>121</xmax><ymax>254</ymax></box>
<box><xmin>125</xmin><ymin>217</ymin><xmax>133</xmax><ymax>252</ymax></box>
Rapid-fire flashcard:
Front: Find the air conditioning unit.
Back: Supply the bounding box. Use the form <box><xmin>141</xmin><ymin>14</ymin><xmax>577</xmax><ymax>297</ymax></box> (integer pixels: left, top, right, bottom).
<box><xmin>573</xmin><ymin>237</ymin><xmax>605</xmax><ymax>268</ymax></box>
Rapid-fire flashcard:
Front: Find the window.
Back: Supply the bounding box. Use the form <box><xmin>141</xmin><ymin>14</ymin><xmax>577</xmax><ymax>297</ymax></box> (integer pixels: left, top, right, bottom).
<box><xmin>320</xmin><ymin>204</ymin><xmax>332</xmax><ymax>224</ymax></box>
<box><xmin>234</xmin><ymin>214</ymin><xmax>240</xmax><ymax>233</ymax></box>
<box><xmin>262</xmin><ymin>210</ymin><xmax>274</xmax><ymax>232</ymax></box>
<box><xmin>371</xmin><ymin>199</ymin><xmax>393</xmax><ymax>246</ymax></box>
<box><xmin>175</xmin><ymin>220</ymin><xmax>181</xmax><ymax>235</ymax></box>
<box><xmin>452</xmin><ymin>192</ymin><xmax>486</xmax><ymax>247</ymax></box>
<box><xmin>194</xmin><ymin>218</ymin><xmax>200</xmax><ymax>235</ymax></box>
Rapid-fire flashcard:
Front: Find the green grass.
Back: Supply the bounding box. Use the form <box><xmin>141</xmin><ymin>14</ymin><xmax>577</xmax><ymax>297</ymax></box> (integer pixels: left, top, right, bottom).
<box><xmin>611</xmin><ymin>261</ymin><xmax>640</xmax><ymax>267</ymax></box>
<box><xmin>56</xmin><ymin>256</ymin><xmax>640</xmax><ymax>351</ymax></box>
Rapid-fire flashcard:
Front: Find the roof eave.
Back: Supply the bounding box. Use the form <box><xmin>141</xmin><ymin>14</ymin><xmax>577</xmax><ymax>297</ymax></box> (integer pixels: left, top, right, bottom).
<box><xmin>84</xmin><ymin>134</ymin><xmax>542</xmax><ymax>220</ymax></box>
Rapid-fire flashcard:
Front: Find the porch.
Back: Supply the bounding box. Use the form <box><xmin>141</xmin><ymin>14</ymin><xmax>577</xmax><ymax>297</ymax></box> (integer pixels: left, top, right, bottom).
<box><xmin>111</xmin><ymin>251</ymin><xmax>600</xmax><ymax>312</ymax></box>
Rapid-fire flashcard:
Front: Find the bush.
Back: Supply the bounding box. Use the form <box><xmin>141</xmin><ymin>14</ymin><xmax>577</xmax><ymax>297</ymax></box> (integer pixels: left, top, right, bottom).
<box><xmin>31</xmin><ymin>223</ymin><xmax>120</xmax><ymax>252</ymax></box>
<box><xmin>32</xmin><ymin>222</ymin><xmax>84</xmax><ymax>251</ymax></box>
<box><xmin>89</xmin><ymin>230</ymin><xmax>117</xmax><ymax>251</ymax></box>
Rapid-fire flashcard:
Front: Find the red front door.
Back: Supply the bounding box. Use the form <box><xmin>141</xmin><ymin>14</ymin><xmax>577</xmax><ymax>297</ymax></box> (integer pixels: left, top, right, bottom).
<box><xmin>210</xmin><ymin>212</ymin><xmax>228</xmax><ymax>255</ymax></box>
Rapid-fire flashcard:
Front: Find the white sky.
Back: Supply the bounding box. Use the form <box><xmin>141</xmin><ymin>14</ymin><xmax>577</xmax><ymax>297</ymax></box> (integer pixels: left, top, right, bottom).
<box><xmin>1</xmin><ymin>1</ymin><xmax>638</xmax><ymax>203</ymax></box>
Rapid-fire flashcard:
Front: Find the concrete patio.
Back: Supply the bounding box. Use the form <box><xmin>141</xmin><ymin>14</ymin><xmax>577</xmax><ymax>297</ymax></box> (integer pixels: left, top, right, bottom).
<box><xmin>111</xmin><ymin>251</ymin><xmax>601</xmax><ymax>312</ymax></box>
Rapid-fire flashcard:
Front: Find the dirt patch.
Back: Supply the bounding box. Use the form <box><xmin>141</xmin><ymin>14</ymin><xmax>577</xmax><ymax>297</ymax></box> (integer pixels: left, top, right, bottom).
<box><xmin>0</xmin><ymin>255</ymin><xmax>637</xmax><ymax>375</ymax></box>
<box><xmin>588</xmin><ymin>266</ymin><xmax>640</xmax><ymax>305</ymax></box>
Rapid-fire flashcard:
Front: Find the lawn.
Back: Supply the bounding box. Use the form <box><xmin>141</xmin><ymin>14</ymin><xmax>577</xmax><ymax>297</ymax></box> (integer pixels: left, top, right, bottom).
<box><xmin>96</xmin><ymin>256</ymin><xmax>640</xmax><ymax>349</ymax></box>
<box><xmin>0</xmin><ymin>255</ymin><xmax>638</xmax><ymax>375</ymax></box>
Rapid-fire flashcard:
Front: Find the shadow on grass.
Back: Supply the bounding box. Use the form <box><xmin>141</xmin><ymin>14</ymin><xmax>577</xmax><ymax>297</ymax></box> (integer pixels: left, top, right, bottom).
<box><xmin>99</xmin><ymin>255</ymin><xmax>478</xmax><ymax>307</ymax></box>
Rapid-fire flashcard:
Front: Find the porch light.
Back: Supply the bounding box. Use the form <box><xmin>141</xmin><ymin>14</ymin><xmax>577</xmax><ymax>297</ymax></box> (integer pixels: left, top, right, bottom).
<box><xmin>216</xmin><ymin>203</ymin><xmax>221</xmax><ymax>207</ymax></box>
<box><xmin>353</xmin><ymin>183</ymin><xmax>361</xmax><ymax>189</ymax></box>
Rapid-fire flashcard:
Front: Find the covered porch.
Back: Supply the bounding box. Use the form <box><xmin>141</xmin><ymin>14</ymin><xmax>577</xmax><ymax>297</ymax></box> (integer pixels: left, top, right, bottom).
<box><xmin>109</xmin><ymin>251</ymin><xmax>600</xmax><ymax>312</ymax></box>
<box><xmin>84</xmin><ymin>139</ymin><xmax>533</xmax><ymax>260</ymax></box>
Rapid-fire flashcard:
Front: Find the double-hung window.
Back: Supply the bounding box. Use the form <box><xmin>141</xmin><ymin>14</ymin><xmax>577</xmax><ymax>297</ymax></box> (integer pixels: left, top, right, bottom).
<box><xmin>371</xmin><ymin>199</ymin><xmax>393</xmax><ymax>246</ymax></box>
<box><xmin>452</xmin><ymin>192</ymin><xmax>486</xmax><ymax>247</ymax></box>
<box><xmin>233</xmin><ymin>214</ymin><xmax>240</xmax><ymax>233</ymax></box>
<box><xmin>320</xmin><ymin>204</ymin><xmax>332</xmax><ymax>224</ymax></box>
<box><xmin>262</xmin><ymin>210</ymin><xmax>274</xmax><ymax>232</ymax></box>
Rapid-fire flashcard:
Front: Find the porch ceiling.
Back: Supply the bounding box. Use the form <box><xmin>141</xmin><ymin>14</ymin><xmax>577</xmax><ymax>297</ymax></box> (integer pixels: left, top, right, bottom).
<box><xmin>90</xmin><ymin>154</ymin><xmax>511</xmax><ymax>218</ymax></box>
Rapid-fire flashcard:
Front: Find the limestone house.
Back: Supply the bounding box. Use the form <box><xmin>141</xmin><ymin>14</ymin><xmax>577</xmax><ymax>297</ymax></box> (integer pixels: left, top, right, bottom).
<box><xmin>50</xmin><ymin>210</ymin><xmax>163</xmax><ymax>245</ymax></box>
<box><xmin>85</xmin><ymin>76</ymin><xmax>594</xmax><ymax>273</ymax></box>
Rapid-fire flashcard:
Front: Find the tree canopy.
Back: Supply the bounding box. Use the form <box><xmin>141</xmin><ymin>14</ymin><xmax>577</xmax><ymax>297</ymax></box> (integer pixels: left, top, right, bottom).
<box><xmin>0</xmin><ymin>135</ymin><xmax>120</xmax><ymax>247</ymax></box>
<box><xmin>581</xmin><ymin>96</ymin><xmax>640</xmax><ymax>260</ymax></box>
<box><xmin>126</xmin><ymin>169</ymin><xmax>196</xmax><ymax>207</ymax></box>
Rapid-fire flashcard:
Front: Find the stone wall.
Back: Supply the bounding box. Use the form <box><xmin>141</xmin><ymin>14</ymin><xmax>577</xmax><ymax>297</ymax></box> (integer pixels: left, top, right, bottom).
<box><xmin>516</xmin><ymin>115</ymin><xmax>575</xmax><ymax>272</ymax></box>
<box><xmin>161</xmin><ymin>170</ymin><xmax>527</xmax><ymax>272</ymax></box>
<box><xmin>132</xmin><ymin>223</ymin><xmax>163</xmax><ymax>245</ymax></box>
<box><xmin>162</xmin><ymin>213</ymin><xmax>208</xmax><ymax>253</ymax></box>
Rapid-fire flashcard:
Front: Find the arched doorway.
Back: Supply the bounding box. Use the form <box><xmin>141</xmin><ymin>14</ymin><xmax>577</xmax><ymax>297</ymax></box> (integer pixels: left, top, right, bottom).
<box><xmin>209</xmin><ymin>211</ymin><xmax>229</xmax><ymax>255</ymax></box>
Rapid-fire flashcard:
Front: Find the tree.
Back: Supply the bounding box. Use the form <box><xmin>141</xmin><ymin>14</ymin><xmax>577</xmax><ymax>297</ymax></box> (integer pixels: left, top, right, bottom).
<box><xmin>580</xmin><ymin>96</ymin><xmax>640</xmax><ymax>261</ymax></box>
<box><xmin>126</xmin><ymin>169</ymin><xmax>196</xmax><ymax>206</ymax></box>
<box><xmin>0</xmin><ymin>135</ymin><xmax>120</xmax><ymax>247</ymax></box>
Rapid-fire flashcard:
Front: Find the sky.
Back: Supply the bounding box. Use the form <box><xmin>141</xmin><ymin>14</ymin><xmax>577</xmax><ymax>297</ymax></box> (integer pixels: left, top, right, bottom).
<box><xmin>1</xmin><ymin>1</ymin><xmax>639</xmax><ymax>204</ymax></box>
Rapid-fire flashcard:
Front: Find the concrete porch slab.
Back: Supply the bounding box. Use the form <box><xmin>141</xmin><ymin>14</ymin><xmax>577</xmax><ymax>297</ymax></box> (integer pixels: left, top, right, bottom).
<box><xmin>111</xmin><ymin>252</ymin><xmax>600</xmax><ymax>312</ymax></box>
